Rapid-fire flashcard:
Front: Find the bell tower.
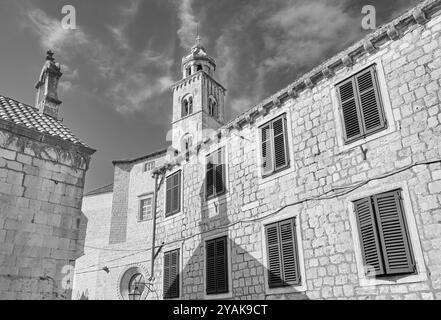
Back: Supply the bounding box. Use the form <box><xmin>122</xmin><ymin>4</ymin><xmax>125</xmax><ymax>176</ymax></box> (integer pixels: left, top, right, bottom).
<box><xmin>171</xmin><ymin>35</ymin><xmax>226</xmax><ymax>153</ymax></box>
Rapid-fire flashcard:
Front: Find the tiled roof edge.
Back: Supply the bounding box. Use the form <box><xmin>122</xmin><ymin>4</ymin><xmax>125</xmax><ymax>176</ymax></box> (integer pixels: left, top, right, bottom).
<box><xmin>112</xmin><ymin>148</ymin><xmax>168</xmax><ymax>165</ymax></box>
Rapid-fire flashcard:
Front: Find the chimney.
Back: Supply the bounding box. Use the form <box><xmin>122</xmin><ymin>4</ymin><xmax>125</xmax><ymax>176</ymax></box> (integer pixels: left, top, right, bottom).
<box><xmin>35</xmin><ymin>50</ymin><xmax>63</xmax><ymax>120</ymax></box>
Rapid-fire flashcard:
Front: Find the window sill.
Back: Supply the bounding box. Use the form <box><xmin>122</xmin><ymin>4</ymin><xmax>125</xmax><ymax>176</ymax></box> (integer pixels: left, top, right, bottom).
<box><xmin>338</xmin><ymin>125</ymin><xmax>395</xmax><ymax>154</ymax></box>
<box><xmin>259</xmin><ymin>165</ymin><xmax>294</xmax><ymax>186</ymax></box>
<box><xmin>205</xmin><ymin>190</ymin><xmax>228</xmax><ymax>203</ymax></box>
<box><xmin>359</xmin><ymin>272</ymin><xmax>427</xmax><ymax>287</ymax></box>
<box><xmin>204</xmin><ymin>291</ymin><xmax>233</xmax><ymax>300</ymax></box>
<box><xmin>265</xmin><ymin>283</ymin><xmax>307</xmax><ymax>295</ymax></box>
<box><xmin>164</xmin><ymin>211</ymin><xmax>183</xmax><ymax>223</ymax></box>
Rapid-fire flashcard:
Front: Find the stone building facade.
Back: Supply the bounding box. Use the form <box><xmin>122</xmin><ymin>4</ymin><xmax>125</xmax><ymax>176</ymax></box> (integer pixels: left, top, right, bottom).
<box><xmin>73</xmin><ymin>0</ymin><xmax>441</xmax><ymax>300</ymax></box>
<box><xmin>0</xmin><ymin>52</ymin><xmax>95</xmax><ymax>300</ymax></box>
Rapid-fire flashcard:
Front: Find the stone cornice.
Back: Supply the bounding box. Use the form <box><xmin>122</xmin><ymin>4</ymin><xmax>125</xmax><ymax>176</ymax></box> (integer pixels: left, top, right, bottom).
<box><xmin>171</xmin><ymin>70</ymin><xmax>227</xmax><ymax>92</ymax></box>
<box><xmin>0</xmin><ymin>118</ymin><xmax>95</xmax><ymax>157</ymax></box>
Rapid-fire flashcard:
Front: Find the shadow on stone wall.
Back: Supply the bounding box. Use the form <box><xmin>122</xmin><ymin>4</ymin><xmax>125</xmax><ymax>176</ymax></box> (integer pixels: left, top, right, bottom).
<box><xmin>169</xmin><ymin>174</ymin><xmax>309</xmax><ymax>300</ymax></box>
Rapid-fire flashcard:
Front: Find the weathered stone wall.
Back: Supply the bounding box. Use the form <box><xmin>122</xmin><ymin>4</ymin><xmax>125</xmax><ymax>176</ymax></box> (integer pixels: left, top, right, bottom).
<box><xmin>75</xmin><ymin>5</ymin><xmax>441</xmax><ymax>300</ymax></box>
<box><xmin>148</xmin><ymin>11</ymin><xmax>441</xmax><ymax>300</ymax></box>
<box><xmin>0</xmin><ymin>128</ymin><xmax>90</xmax><ymax>300</ymax></box>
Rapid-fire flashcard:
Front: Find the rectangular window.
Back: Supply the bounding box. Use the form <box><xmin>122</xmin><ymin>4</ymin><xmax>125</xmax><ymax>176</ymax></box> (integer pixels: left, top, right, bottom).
<box><xmin>354</xmin><ymin>189</ymin><xmax>416</xmax><ymax>278</ymax></box>
<box><xmin>260</xmin><ymin>114</ymin><xmax>289</xmax><ymax>177</ymax></box>
<box><xmin>337</xmin><ymin>65</ymin><xmax>386</xmax><ymax>144</ymax></box>
<box><xmin>165</xmin><ymin>171</ymin><xmax>181</xmax><ymax>217</ymax></box>
<box><xmin>206</xmin><ymin>148</ymin><xmax>226</xmax><ymax>199</ymax></box>
<box><xmin>206</xmin><ymin>236</ymin><xmax>228</xmax><ymax>295</ymax></box>
<box><xmin>144</xmin><ymin>161</ymin><xmax>155</xmax><ymax>172</ymax></box>
<box><xmin>163</xmin><ymin>249</ymin><xmax>180</xmax><ymax>299</ymax></box>
<box><xmin>139</xmin><ymin>196</ymin><xmax>153</xmax><ymax>221</ymax></box>
<box><xmin>265</xmin><ymin>218</ymin><xmax>301</xmax><ymax>288</ymax></box>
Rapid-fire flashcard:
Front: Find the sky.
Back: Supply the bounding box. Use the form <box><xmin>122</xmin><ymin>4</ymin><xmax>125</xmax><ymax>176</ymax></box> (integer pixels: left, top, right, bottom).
<box><xmin>0</xmin><ymin>0</ymin><xmax>421</xmax><ymax>192</ymax></box>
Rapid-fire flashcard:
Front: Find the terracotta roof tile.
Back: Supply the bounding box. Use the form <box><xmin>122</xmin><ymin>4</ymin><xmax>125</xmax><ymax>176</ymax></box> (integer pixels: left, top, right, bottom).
<box><xmin>0</xmin><ymin>94</ymin><xmax>90</xmax><ymax>149</ymax></box>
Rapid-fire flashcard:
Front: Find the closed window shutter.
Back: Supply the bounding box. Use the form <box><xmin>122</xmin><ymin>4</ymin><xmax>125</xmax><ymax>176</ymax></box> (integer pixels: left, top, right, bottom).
<box><xmin>272</xmin><ymin>116</ymin><xmax>288</xmax><ymax>171</ymax></box>
<box><xmin>266</xmin><ymin>223</ymin><xmax>283</xmax><ymax>288</ymax></box>
<box><xmin>165</xmin><ymin>177</ymin><xmax>172</xmax><ymax>215</ymax></box>
<box><xmin>215</xmin><ymin>149</ymin><xmax>225</xmax><ymax>195</ymax></box>
<box><xmin>338</xmin><ymin>78</ymin><xmax>363</xmax><ymax>142</ymax></box>
<box><xmin>206</xmin><ymin>237</ymin><xmax>228</xmax><ymax>294</ymax></box>
<box><xmin>163</xmin><ymin>251</ymin><xmax>170</xmax><ymax>298</ymax></box>
<box><xmin>354</xmin><ymin>197</ymin><xmax>385</xmax><ymax>276</ymax></box>
<box><xmin>166</xmin><ymin>172</ymin><xmax>181</xmax><ymax>216</ymax></box>
<box><xmin>372</xmin><ymin>191</ymin><xmax>415</xmax><ymax>275</ymax></box>
<box><xmin>206</xmin><ymin>239</ymin><xmax>216</xmax><ymax>294</ymax></box>
<box><xmin>279</xmin><ymin>219</ymin><xmax>300</xmax><ymax>285</ymax></box>
<box><xmin>261</xmin><ymin>124</ymin><xmax>273</xmax><ymax>175</ymax></box>
<box><xmin>206</xmin><ymin>155</ymin><xmax>214</xmax><ymax>198</ymax></box>
<box><xmin>164</xmin><ymin>250</ymin><xmax>180</xmax><ymax>299</ymax></box>
<box><xmin>355</xmin><ymin>67</ymin><xmax>385</xmax><ymax>135</ymax></box>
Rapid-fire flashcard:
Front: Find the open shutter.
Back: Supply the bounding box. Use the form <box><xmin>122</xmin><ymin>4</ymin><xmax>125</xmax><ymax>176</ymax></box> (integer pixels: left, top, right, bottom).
<box><xmin>215</xmin><ymin>149</ymin><xmax>225</xmax><ymax>195</ymax></box>
<box><xmin>273</xmin><ymin>116</ymin><xmax>288</xmax><ymax>171</ymax></box>
<box><xmin>373</xmin><ymin>191</ymin><xmax>415</xmax><ymax>275</ymax></box>
<box><xmin>355</xmin><ymin>67</ymin><xmax>386</xmax><ymax>135</ymax></box>
<box><xmin>206</xmin><ymin>155</ymin><xmax>214</xmax><ymax>198</ymax></box>
<box><xmin>215</xmin><ymin>237</ymin><xmax>228</xmax><ymax>293</ymax></box>
<box><xmin>338</xmin><ymin>78</ymin><xmax>363</xmax><ymax>143</ymax></box>
<box><xmin>206</xmin><ymin>239</ymin><xmax>216</xmax><ymax>294</ymax></box>
<box><xmin>354</xmin><ymin>197</ymin><xmax>385</xmax><ymax>276</ymax></box>
<box><xmin>266</xmin><ymin>223</ymin><xmax>283</xmax><ymax>288</ymax></box>
<box><xmin>261</xmin><ymin>124</ymin><xmax>273</xmax><ymax>175</ymax></box>
<box><xmin>165</xmin><ymin>176</ymin><xmax>172</xmax><ymax>215</ymax></box>
<box><xmin>279</xmin><ymin>219</ymin><xmax>300</xmax><ymax>285</ymax></box>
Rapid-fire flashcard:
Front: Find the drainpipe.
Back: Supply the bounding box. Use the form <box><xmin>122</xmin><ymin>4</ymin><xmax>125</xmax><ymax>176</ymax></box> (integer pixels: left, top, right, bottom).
<box><xmin>149</xmin><ymin>171</ymin><xmax>164</xmax><ymax>281</ymax></box>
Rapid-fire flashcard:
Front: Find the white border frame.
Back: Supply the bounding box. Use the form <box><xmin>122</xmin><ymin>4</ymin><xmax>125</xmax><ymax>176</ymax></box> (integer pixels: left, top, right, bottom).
<box><xmin>202</xmin><ymin>230</ymin><xmax>233</xmax><ymax>300</ymax></box>
<box><xmin>346</xmin><ymin>181</ymin><xmax>427</xmax><ymax>287</ymax></box>
<box><xmin>162</xmin><ymin>241</ymin><xmax>184</xmax><ymax>300</ymax></box>
<box><xmin>330</xmin><ymin>57</ymin><xmax>396</xmax><ymax>153</ymax></box>
<box><xmin>254</xmin><ymin>107</ymin><xmax>296</xmax><ymax>185</ymax></box>
<box><xmin>202</xmin><ymin>139</ymin><xmax>230</xmax><ymax>208</ymax></box>
<box><xmin>260</xmin><ymin>206</ymin><xmax>307</xmax><ymax>294</ymax></box>
<box><xmin>163</xmin><ymin>168</ymin><xmax>184</xmax><ymax>223</ymax></box>
<box><xmin>137</xmin><ymin>193</ymin><xmax>154</xmax><ymax>222</ymax></box>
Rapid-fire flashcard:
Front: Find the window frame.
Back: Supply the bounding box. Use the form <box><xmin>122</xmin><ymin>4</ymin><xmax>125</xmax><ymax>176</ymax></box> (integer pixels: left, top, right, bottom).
<box><xmin>205</xmin><ymin>236</ymin><xmax>229</xmax><ymax>296</ymax></box>
<box><xmin>330</xmin><ymin>58</ymin><xmax>396</xmax><ymax>153</ymax></box>
<box><xmin>336</xmin><ymin>64</ymin><xmax>387</xmax><ymax>145</ymax></box>
<box><xmin>347</xmin><ymin>182</ymin><xmax>427</xmax><ymax>287</ymax></box>
<box><xmin>138</xmin><ymin>193</ymin><xmax>154</xmax><ymax>222</ymax></box>
<box><xmin>165</xmin><ymin>170</ymin><xmax>182</xmax><ymax>218</ymax></box>
<box><xmin>163</xmin><ymin>249</ymin><xmax>180</xmax><ymax>300</ymax></box>
<box><xmin>258</xmin><ymin>113</ymin><xmax>290</xmax><ymax>178</ymax></box>
<box><xmin>205</xmin><ymin>147</ymin><xmax>227</xmax><ymax>200</ymax></box>
<box><xmin>144</xmin><ymin>161</ymin><xmax>155</xmax><ymax>173</ymax></box>
<box><xmin>264</xmin><ymin>218</ymin><xmax>301</xmax><ymax>289</ymax></box>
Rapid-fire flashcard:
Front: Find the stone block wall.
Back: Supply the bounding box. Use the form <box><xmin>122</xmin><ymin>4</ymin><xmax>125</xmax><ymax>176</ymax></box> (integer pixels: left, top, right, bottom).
<box><xmin>0</xmin><ymin>128</ymin><xmax>91</xmax><ymax>300</ymax></box>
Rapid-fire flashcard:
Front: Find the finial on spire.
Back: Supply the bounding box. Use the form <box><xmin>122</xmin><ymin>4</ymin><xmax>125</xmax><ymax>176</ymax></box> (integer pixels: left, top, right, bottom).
<box><xmin>46</xmin><ymin>50</ymin><xmax>55</xmax><ymax>61</ymax></box>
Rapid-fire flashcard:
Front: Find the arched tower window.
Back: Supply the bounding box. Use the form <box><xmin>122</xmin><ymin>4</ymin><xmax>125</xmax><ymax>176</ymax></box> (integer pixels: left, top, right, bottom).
<box><xmin>181</xmin><ymin>96</ymin><xmax>193</xmax><ymax>118</ymax></box>
<box><xmin>208</xmin><ymin>96</ymin><xmax>218</xmax><ymax>118</ymax></box>
<box><xmin>196</xmin><ymin>64</ymin><xmax>203</xmax><ymax>72</ymax></box>
<box><xmin>181</xmin><ymin>134</ymin><xmax>193</xmax><ymax>155</ymax></box>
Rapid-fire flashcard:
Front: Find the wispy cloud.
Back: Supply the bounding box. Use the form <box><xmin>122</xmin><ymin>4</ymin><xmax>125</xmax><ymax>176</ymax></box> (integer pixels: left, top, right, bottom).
<box><xmin>21</xmin><ymin>1</ymin><xmax>174</xmax><ymax>115</ymax></box>
<box><xmin>176</xmin><ymin>0</ymin><xmax>198</xmax><ymax>49</ymax></box>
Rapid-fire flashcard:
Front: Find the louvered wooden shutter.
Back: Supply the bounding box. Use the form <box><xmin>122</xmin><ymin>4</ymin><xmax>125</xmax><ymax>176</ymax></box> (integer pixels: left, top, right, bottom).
<box><xmin>355</xmin><ymin>67</ymin><xmax>385</xmax><ymax>135</ymax></box>
<box><xmin>266</xmin><ymin>219</ymin><xmax>300</xmax><ymax>288</ymax></box>
<box><xmin>261</xmin><ymin>124</ymin><xmax>273</xmax><ymax>175</ymax></box>
<box><xmin>206</xmin><ymin>237</ymin><xmax>228</xmax><ymax>294</ymax></box>
<box><xmin>354</xmin><ymin>197</ymin><xmax>385</xmax><ymax>276</ymax></box>
<box><xmin>266</xmin><ymin>223</ymin><xmax>283</xmax><ymax>287</ymax></box>
<box><xmin>338</xmin><ymin>78</ymin><xmax>363</xmax><ymax>143</ymax></box>
<box><xmin>172</xmin><ymin>172</ymin><xmax>181</xmax><ymax>213</ymax></box>
<box><xmin>372</xmin><ymin>191</ymin><xmax>415</xmax><ymax>275</ymax></box>
<box><xmin>165</xmin><ymin>176</ymin><xmax>172</xmax><ymax>215</ymax></box>
<box><xmin>206</xmin><ymin>155</ymin><xmax>214</xmax><ymax>198</ymax></box>
<box><xmin>215</xmin><ymin>149</ymin><xmax>225</xmax><ymax>195</ymax></box>
<box><xmin>272</xmin><ymin>116</ymin><xmax>288</xmax><ymax>171</ymax></box>
<box><xmin>279</xmin><ymin>219</ymin><xmax>300</xmax><ymax>285</ymax></box>
<box><xmin>164</xmin><ymin>249</ymin><xmax>180</xmax><ymax>299</ymax></box>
